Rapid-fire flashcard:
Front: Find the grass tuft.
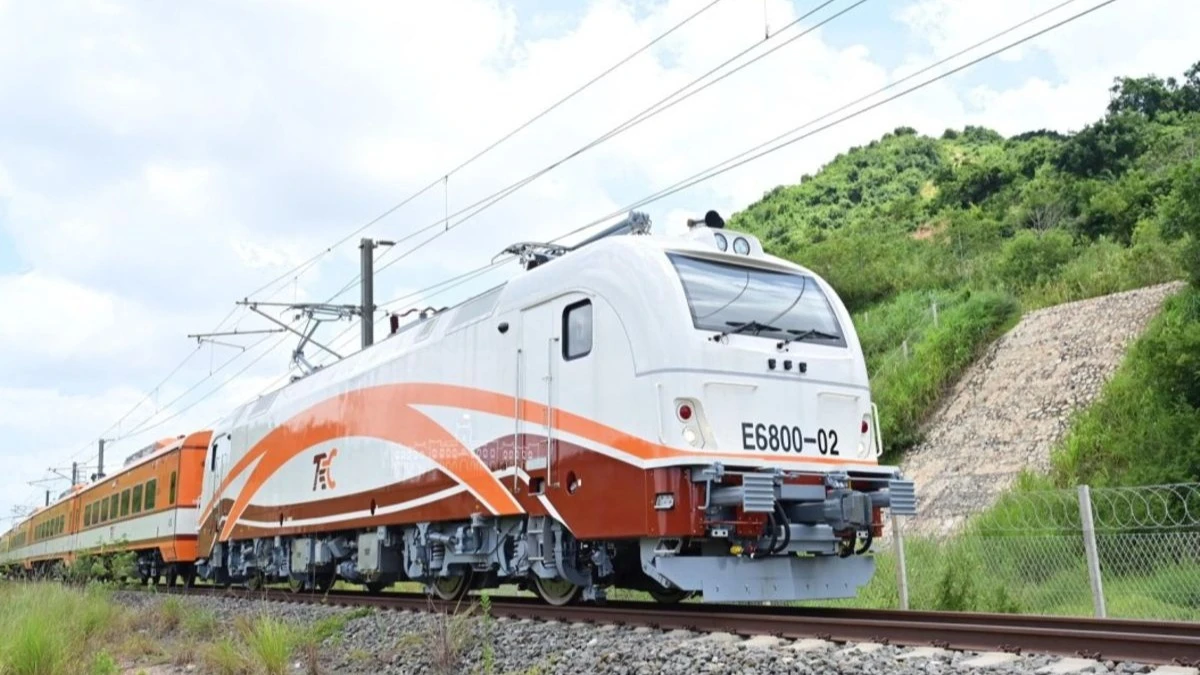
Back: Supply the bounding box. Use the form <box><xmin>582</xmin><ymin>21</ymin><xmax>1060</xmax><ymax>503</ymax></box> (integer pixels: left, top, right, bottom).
<box><xmin>239</xmin><ymin>614</ymin><xmax>299</xmax><ymax>675</ymax></box>
<box><xmin>202</xmin><ymin>637</ymin><xmax>252</xmax><ymax>675</ymax></box>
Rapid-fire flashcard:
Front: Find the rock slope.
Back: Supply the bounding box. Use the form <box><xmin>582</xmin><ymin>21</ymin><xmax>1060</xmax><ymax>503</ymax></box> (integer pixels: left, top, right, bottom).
<box><xmin>899</xmin><ymin>281</ymin><xmax>1186</xmax><ymax>537</ymax></box>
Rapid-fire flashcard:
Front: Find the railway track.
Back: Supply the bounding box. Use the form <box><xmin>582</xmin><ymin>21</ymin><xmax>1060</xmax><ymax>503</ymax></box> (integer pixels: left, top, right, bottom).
<box><xmin>162</xmin><ymin>585</ymin><xmax>1200</xmax><ymax>666</ymax></box>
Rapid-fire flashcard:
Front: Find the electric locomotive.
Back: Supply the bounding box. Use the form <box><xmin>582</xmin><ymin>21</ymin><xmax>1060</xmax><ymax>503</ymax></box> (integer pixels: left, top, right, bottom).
<box><xmin>187</xmin><ymin>210</ymin><xmax>916</xmax><ymax>604</ymax></box>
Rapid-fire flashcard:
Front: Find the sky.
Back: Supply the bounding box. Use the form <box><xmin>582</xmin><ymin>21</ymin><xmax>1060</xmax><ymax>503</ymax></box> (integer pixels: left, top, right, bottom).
<box><xmin>0</xmin><ymin>0</ymin><xmax>1196</xmax><ymax>521</ymax></box>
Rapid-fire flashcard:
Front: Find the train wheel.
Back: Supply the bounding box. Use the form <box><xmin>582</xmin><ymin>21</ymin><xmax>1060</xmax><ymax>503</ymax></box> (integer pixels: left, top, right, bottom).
<box><xmin>531</xmin><ymin>577</ymin><xmax>581</xmax><ymax>606</ymax></box>
<box><xmin>314</xmin><ymin>573</ymin><xmax>335</xmax><ymax>593</ymax></box>
<box><xmin>246</xmin><ymin>571</ymin><xmax>265</xmax><ymax>591</ymax></box>
<box><xmin>429</xmin><ymin>574</ymin><xmax>471</xmax><ymax>602</ymax></box>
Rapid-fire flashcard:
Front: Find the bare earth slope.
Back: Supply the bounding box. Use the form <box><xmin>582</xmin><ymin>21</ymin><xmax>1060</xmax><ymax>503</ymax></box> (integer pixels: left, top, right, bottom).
<box><xmin>899</xmin><ymin>281</ymin><xmax>1186</xmax><ymax>537</ymax></box>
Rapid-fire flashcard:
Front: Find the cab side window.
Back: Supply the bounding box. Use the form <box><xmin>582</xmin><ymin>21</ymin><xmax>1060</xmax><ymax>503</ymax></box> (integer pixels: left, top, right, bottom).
<box><xmin>562</xmin><ymin>299</ymin><xmax>592</xmax><ymax>361</ymax></box>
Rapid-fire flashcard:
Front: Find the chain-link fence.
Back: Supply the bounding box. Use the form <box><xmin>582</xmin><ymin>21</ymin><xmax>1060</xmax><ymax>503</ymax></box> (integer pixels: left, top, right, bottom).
<box><xmin>836</xmin><ymin>483</ymin><xmax>1200</xmax><ymax>621</ymax></box>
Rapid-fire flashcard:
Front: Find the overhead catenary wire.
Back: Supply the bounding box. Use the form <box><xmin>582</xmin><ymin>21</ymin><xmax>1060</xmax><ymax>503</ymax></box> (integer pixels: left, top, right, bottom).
<box><xmin>50</xmin><ymin>0</ymin><xmax>852</xmax><ymax>475</ymax></box>
<box><xmin>207</xmin><ymin>256</ymin><xmax>516</xmax><ymax>427</ymax></box>
<box><xmin>549</xmin><ymin>0</ymin><xmax>1117</xmax><ymax>246</ymax></box>
<box><xmin>40</xmin><ymin>1</ymin><xmax>730</xmax><ymax>483</ymax></box>
<box><xmin>354</xmin><ymin>0</ymin><xmax>1119</xmax><ymax>340</ymax></box>
<box><xmin>212</xmin><ymin>0</ymin><xmax>1120</xmax><ymax>420</ymax></box>
<box><xmin>112</xmin><ymin>331</ymin><xmax>293</xmax><ymax>441</ymax></box>
<box><xmin>333</xmin><ymin>0</ymin><xmax>866</xmax><ymax>298</ymax></box>
<box><xmin>106</xmin><ymin>242</ymin><xmax>513</xmax><ymax>448</ymax></box>
<box><xmin>239</xmin><ymin>0</ymin><xmax>731</xmax><ymax>309</ymax></box>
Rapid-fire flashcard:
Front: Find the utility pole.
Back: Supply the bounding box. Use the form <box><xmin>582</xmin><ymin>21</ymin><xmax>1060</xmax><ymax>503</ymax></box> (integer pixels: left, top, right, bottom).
<box><xmin>71</xmin><ymin>462</ymin><xmax>77</xmax><ymax>486</ymax></box>
<box><xmin>97</xmin><ymin>439</ymin><xmax>106</xmax><ymax>480</ymax></box>
<box><xmin>44</xmin><ymin>490</ymin><xmax>49</xmax><ymax>507</ymax></box>
<box><xmin>359</xmin><ymin>237</ymin><xmax>394</xmax><ymax>349</ymax></box>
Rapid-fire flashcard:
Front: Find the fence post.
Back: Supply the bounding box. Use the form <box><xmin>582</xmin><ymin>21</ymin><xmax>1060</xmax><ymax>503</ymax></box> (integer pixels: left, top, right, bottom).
<box><xmin>1077</xmin><ymin>485</ymin><xmax>1107</xmax><ymax>618</ymax></box>
<box><xmin>891</xmin><ymin>510</ymin><xmax>910</xmax><ymax>610</ymax></box>
<box><xmin>931</xmin><ymin>301</ymin><xmax>939</xmax><ymax>327</ymax></box>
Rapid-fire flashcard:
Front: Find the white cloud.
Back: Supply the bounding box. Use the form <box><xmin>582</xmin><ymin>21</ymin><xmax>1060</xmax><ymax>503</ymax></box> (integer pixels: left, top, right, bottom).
<box><xmin>0</xmin><ymin>0</ymin><xmax>1196</xmax><ymax>516</ymax></box>
<box><xmin>897</xmin><ymin>0</ymin><xmax>1200</xmax><ymax>134</ymax></box>
<box><xmin>0</xmin><ymin>271</ymin><xmax>160</xmax><ymax>361</ymax></box>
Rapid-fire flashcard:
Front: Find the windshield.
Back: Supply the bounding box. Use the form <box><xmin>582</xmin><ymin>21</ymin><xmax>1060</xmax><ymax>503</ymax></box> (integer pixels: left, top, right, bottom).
<box><xmin>667</xmin><ymin>252</ymin><xmax>846</xmax><ymax>346</ymax></box>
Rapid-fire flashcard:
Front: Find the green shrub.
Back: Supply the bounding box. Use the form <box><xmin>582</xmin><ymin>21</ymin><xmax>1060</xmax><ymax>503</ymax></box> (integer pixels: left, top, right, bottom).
<box><xmin>992</xmin><ymin>228</ymin><xmax>1078</xmax><ymax>291</ymax></box>
<box><xmin>1050</xmin><ymin>287</ymin><xmax>1200</xmax><ymax>486</ymax></box>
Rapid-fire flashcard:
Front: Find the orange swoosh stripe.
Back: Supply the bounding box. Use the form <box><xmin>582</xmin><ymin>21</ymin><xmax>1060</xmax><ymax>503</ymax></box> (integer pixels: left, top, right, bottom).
<box><xmin>210</xmin><ymin>383</ymin><xmax>879</xmax><ymax>542</ymax></box>
<box><xmin>217</xmin><ymin>387</ymin><xmax>524</xmax><ymax>541</ymax></box>
<box><xmin>403</xmin><ymin>383</ymin><xmax>879</xmax><ymax>467</ymax></box>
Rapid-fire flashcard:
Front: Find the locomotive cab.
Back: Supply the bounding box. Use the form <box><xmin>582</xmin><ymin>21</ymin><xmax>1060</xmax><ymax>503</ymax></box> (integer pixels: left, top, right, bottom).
<box><xmin>600</xmin><ymin>213</ymin><xmax>917</xmax><ymax>603</ymax></box>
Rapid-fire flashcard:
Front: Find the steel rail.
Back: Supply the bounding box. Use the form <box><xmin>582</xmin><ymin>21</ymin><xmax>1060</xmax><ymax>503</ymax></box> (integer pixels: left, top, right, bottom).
<box><xmin>159</xmin><ymin>585</ymin><xmax>1200</xmax><ymax>665</ymax></box>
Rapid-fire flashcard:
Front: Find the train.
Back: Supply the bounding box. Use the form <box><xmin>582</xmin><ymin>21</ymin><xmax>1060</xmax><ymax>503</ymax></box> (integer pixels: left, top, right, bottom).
<box><xmin>1</xmin><ymin>211</ymin><xmax>917</xmax><ymax>605</ymax></box>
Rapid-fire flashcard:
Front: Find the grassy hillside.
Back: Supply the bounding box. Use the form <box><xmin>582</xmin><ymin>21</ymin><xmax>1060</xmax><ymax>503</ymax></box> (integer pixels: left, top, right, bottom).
<box><xmin>728</xmin><ymin>61</ymin><xmax>1200</xmax><ymax>471</ymax></box>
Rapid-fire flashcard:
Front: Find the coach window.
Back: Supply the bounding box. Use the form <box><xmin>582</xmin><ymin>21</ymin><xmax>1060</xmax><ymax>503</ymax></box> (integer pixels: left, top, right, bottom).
<box><xmin>120</xmin><ymin>490</ymin><xmax>130</xmax><ymax>517</ymax></box>
<box><xmin>84</xmin><ymin>505</ymin><xmax>91</xmax><ymax>528</ymax></box>
<box><xmin>146</xmin><ymin>479</ymin><xmax>157</xmax><ymax>510</ymax></box>
<box><xmin>562</xmin><ymin>299</ymin><xmax>592</xmax><ymax>361</ymax></box>
<box><xmin>109</xmin><ymin>494</ymin><xmax>118</xmax><ymax>520</ymax></box>
<box><xmin>169</xmin><ymin>472</ymin><xmax>177</xmax><ymax>505</ymax></box>
<box><xmin>100</xmin><ymin>499</ymin><xmax>109</xmax><ymax>522</ymax></box>
<box><xmin>132</xmin><ymin>485</ymin><xmax>143</xmax><ymax>514</ymax></box>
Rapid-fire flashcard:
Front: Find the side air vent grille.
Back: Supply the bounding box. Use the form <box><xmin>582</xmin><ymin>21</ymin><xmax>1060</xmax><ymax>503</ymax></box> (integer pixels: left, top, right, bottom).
<box><xmin>742</xmin><ymin>473</ymin><xmax>777</xmax><ymax>513</ymax></box>
<box><xmin>887</xmin><ymin>479</ymin><xmax>917</xmax><ymax>516</ymax></box>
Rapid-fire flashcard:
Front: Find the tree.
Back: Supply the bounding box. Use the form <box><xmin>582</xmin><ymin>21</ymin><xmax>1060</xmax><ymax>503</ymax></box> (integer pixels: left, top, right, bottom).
<box><xmin>1106</xmin><ymin>60</ymin><xmax>1200</xmax><ymax>119</ymax></box>
<box><xmin>1158</xmin><ymin>158</ymin><xmax>1200</xmax><ymax>286</ymax></box>
<box><xmin>1055</xmin><ymin>113</ymin><xmax>1148</xmax><ymax>179</ymax></box>
<box><xmin>1019</xmin><ymin>175</ymin><xmax>1069</xmax><ymax>232</ymax></box>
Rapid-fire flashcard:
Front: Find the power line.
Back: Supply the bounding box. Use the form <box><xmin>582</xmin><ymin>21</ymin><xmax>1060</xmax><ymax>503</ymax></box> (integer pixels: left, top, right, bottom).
<box><xmin>37</xmin><ymin>1</ymin><xmax>724</xmax><ymax>482</ymax></box>
<box><xmin>242</xmin><ymin>0</ymin><xmax>730</xmax><ymax>308</ymax></box>
<box><xmin>117</xmin><ymin>332</ymin><xmax>294</xmax><ymax>441</ymax></box>
<box><xmin>551</xmin><ymin>0</ymin><xmax>1118</xmax><ymax>244</ymax></box>
<box><xmin>444</xmin><ymin>0</ymin><xmax>729</xmax><ymax>181</ymax></box>
<box><xmin>202</xmin><ymin>256</ymin><xmax>516</xmax><ymax>430</ymax></box>
<box><xmin>214</xmin><ymin>0</ymin><xmax>1113</xmax><ymax>417</ymax></box>
<box><xmin>332</xmin><ymin>0</ymin><xmax>863</xmax><ymax>298</ymax></box>
<box><xmin>318</xmin><ymin>0</ymin><xmax>1103</xmax><ymax>371</ymax></box>
<box><xmin>81</xmin><ymin>242</ymin><xmax>485</xmax><ymax>452</ymax></box>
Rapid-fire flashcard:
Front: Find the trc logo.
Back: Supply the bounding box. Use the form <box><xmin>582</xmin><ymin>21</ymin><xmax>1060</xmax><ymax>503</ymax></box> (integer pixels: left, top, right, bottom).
<box><xmin>312</xmin><ymin>448</ymin><xmax>338</xmax><ymax>491</ymax></box>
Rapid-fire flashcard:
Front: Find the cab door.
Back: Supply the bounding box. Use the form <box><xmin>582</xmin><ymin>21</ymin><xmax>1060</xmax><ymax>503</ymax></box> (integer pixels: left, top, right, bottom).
<box><xmin>518</xmin><ymin>295</ymin><xmax>595</xmax><ymax>494</ymax></box>
<box><xmin>197</xmin><ymin>432</ymin><xmax>230</xmax><ymax>556</ymax></box>
<box><xmin>519</xmin><ymin>300</ymin><xmax>557</xmax><ymax>492</ymax></box>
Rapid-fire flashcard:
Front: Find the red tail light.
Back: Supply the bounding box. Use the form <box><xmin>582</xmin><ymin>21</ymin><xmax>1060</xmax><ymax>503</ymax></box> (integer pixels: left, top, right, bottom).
<box><xmin>677</xmin><ymin>403</ymin><xmax>693</xmax><ymax>421</ymax></box>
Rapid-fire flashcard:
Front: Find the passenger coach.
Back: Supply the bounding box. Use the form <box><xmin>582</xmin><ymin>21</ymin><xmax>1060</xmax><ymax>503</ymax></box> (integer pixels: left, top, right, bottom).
<box><xmin>0</xmin><ymin>432</ymin><xmax>210</xmax><ymax>584</ymax></box>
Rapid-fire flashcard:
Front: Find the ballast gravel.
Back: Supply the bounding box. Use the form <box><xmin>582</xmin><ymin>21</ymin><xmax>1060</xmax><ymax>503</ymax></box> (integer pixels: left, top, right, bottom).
<box><xmin>115</xmin><ymin>591</ymin><xmax>1171</xmax><ymax>675</ymax></box>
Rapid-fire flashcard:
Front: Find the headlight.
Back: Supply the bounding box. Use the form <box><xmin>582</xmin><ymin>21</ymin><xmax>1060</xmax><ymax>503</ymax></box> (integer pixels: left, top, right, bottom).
<box><xmin>733</xmin><ymin>237</ymin><xmax>750</xmax><ymax>254</ymax></box>
<box><xmin>714</xmin><ymin>232</ymin><xmax>728</xmax><ymax>251</ymax></box>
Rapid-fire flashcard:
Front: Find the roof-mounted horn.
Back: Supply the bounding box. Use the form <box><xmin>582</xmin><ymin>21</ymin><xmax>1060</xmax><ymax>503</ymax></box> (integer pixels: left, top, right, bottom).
<box><xmin>686</xmin><ymin>210</ymin><xmax>725</xmax><ymax>229</ymax></box>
